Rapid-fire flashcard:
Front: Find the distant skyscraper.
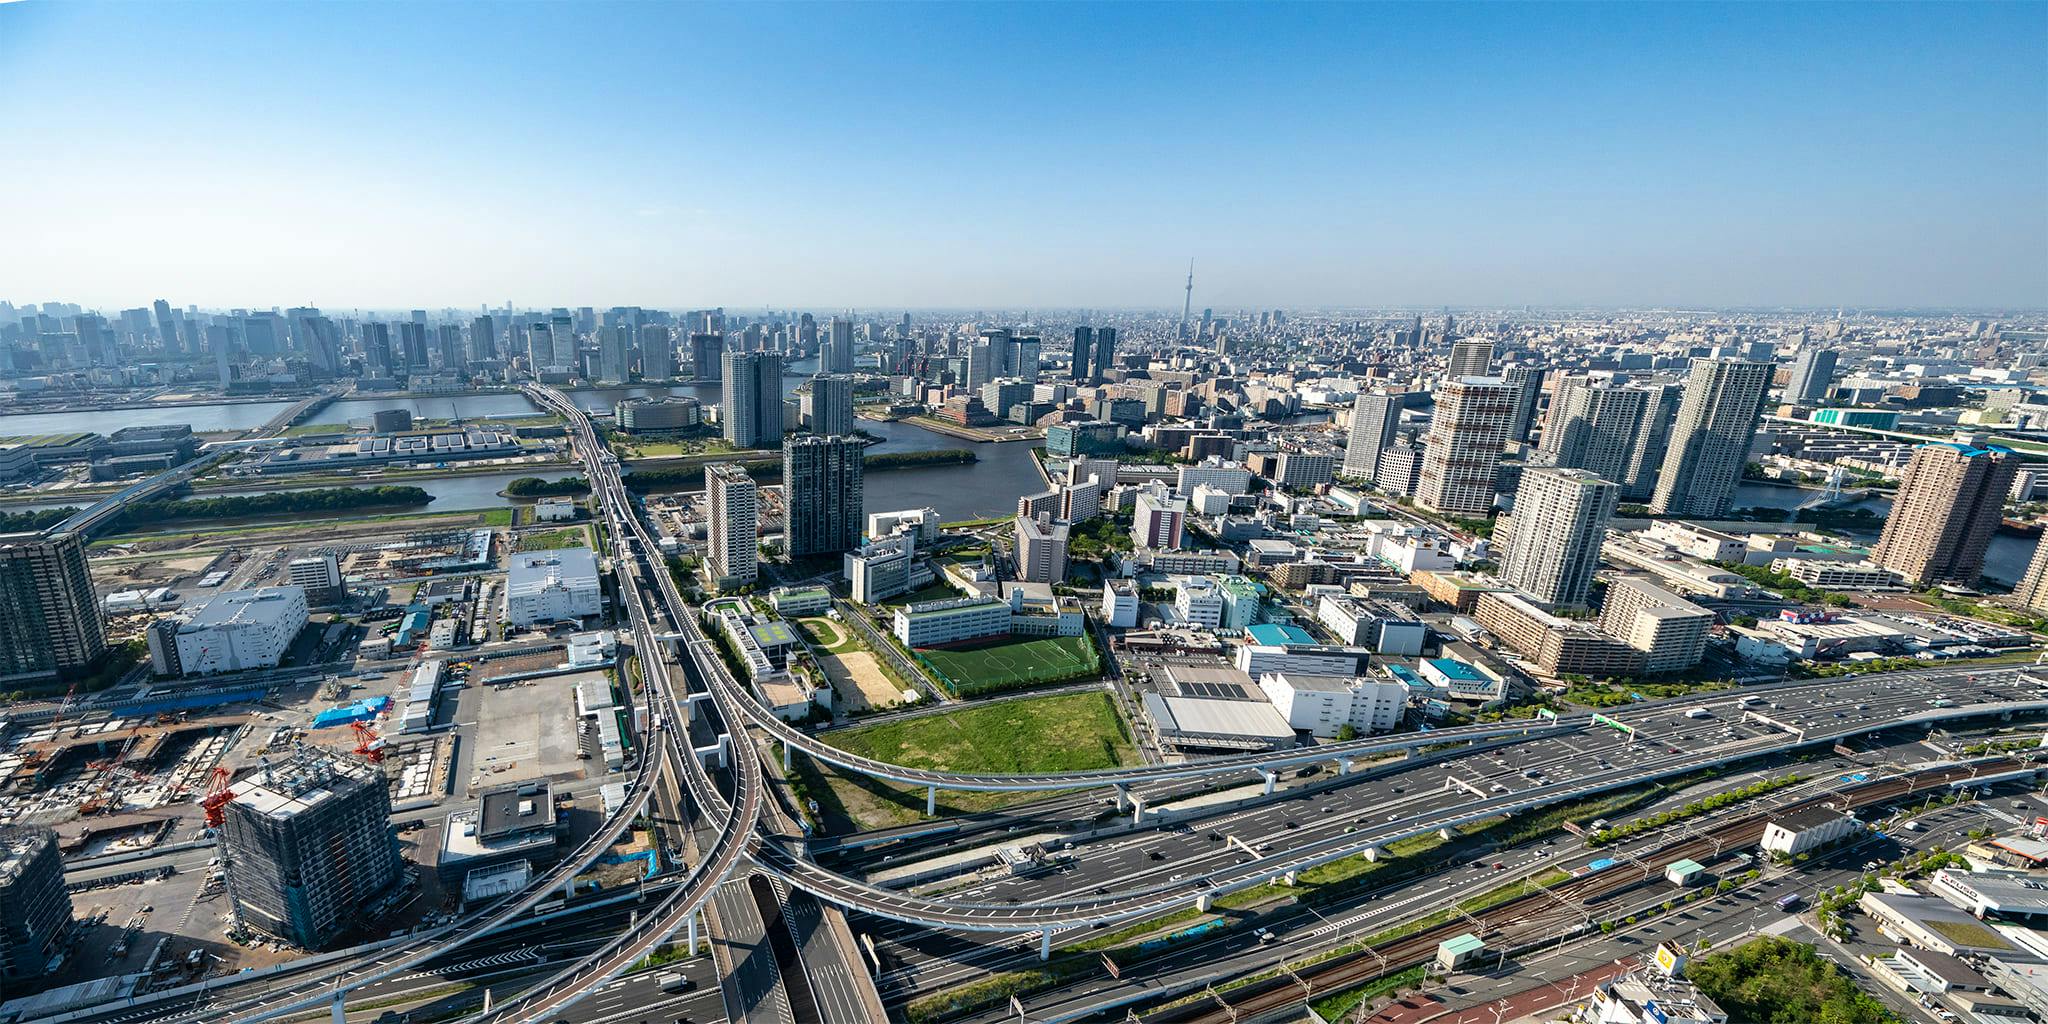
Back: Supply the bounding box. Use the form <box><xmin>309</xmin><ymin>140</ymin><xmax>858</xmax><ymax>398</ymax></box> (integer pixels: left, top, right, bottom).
<box><xmin>1342</xmin><ymin>392</ymin><xmax>1401</xmax><ymax>482</ymax></box>
<box><xmin>705</xmin><ymin>463</ymin><xmax>758</xmax><ymax>588</ymax></box>
<box><xmin>152</xmin><ymin>298</ymin><xmax>178</xmax><ymax>349</ymax></box>
<box><xmin>1649</xmin><ymin>359</ymin><xmax>1771</xmax><ymax>517</ymax></box>
<box><xmin>1497</xmin><ymin>467</ymin><xmax>1617</xmax><ymax>607</ymax></box>
<box><xmin>1091</xmin><ymin>327</ymin><xmax>1118</xmax><ymax>378</ymax></box>
<box><xmin>365</xmin><ymin>322</ymin><xmax>397</xmax><ymax>372</ymax></box>
<box><xmin>1072</xmin><ymin>327</ymin><xmax>1094</xmax><ymax>381</ymax></box>
<box><xmin>595</xmin><ymin>325</ymin><xmax>630</xmax><ymax>383</ymax></box>
<box><xmin>639</xmin><ymin>324</ymin><xmax>673</xmax><ymax>381</ymax></box>
<box><xmin>1416</xmin><ymin>376</ymin><xmax>1516</xmax><ymax>515</ymax></box>
<box><xmin>0</xmin><ymin>531</ymin><xmax>108</xmax><ymax>683</ymax></box>
<box><xmin>721</xmin><ymin>350</ymin><xmax>784</xmax><ymax>449</ymax></box>
<box><xmin>1537</xmin><ymin>375</ymin><xmax>1649</xmax><ymax>484</ymax></box>
<box><xmin>1503</xmin><ymin>364</ymin><xmax>1547</xmax><ymax>444</ymax></box>
<box><xmin>436</xmin><ymin>324</ymin><xmax>465</xmax><ymax>371</ymax></box>
<box><xmin>783</xmin><ymin>435</ymin><xmax>864</xmax><ymax>558</ymax></box>
<box><xmin>824</xmin><ymin>316</ymin><xmax>856</xmax><ymax>373</ymax></box>
<box><xmin>1787</xmin><ymin>348</ymin><xmax>1838</xmax><ymax>404</ymax></box>
<box><xmin>689</xmin><ymin>332</ymin><xmax>722</xmax><ymax>382</ymax></box>
<box><xmin>1447</xmin><ymin>339</ymin><xmax>1494</xmax><ymax>377</ymax></box>
<box><xmin>965</xmin><ymin>340</ymin><xmax>995</xmax><ymax>391</ymax></box>
<box><xmin>1010</xmin><ymin>334</ymin><xmax>1041</xmax><ymax>377</ymax></box>
<box><xmin>1871</xmin><ymin>443</ymin><xmax>2019</xmax><ymax>586</ymax></box>
<box><xmin>802</xmin><ymin>373</ymin><xmax>856</xmax><ymax>437</ymax></box>
<box><xmin>549</xmin><ymin>314</ymin><xmax>576</xmax><ymax>369</ymax></box>
<box><xmin>470</xmin><ymin>315</ymin><xmax>497</xmax><ymax>360</ymax></box>
<box><xmin>398</xmin><ymin>321</ymin><xmax>428</xmax><ymax>369</ymax></box>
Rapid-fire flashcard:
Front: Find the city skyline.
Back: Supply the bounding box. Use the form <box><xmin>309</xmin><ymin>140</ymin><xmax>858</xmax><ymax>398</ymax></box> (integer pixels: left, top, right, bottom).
<box><xmin>3</xmin><ymin>2</ymin><xmax>2044</xmax><ymax>310</ymax></box>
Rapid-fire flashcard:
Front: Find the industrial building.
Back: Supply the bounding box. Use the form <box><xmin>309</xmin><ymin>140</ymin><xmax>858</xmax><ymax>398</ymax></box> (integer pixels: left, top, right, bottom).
<box><xmin>218</xmin><ymin>749</ymin><xmax>405</xmax><ymax>950</ymax></box>
<box><xmin>147</xmin><ymin>585</ymin><xmax>309</xmax><ymax>677</ymax></box>
<box><xmin>0</xmin><ymin>827</ymin><xmax>72</xmax><ymax>988</ymax></box>
<box><xmin>437</xmin><ymin>780</ymin><xmax>562</xmax><ymax>902</ymax></box>
<box><xmin>1258</xmin><ymin>672</ymin><xmax>1407</xmax><ymax>738</ymax></box>
<box><xmin>845</xmin><ymin>531</ymin><xmax>927</xmax><ymax>604</ymax></box>
<box><xmin>287</xmin><ymin>554</ymin><xmax>344</xmax><ymax>604</ymax></box>
<box><xmin>506</xmin><ymin>547</ymin><xmax>602</xmax><ymax>626</ymax></box>
<box><xmin>1759</xmin><ymin>806</ymin><xmax>1857</xmax><ymax>856</ymax></box>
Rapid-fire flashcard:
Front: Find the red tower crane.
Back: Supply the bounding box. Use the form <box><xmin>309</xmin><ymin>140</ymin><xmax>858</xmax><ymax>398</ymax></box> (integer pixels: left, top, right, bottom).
<box><xmin>350</xmin><ymin>721</ymin><xmax>386</xmax><ymax>763</ymax></box>
<box><xmin>201</xmin><ymin>766</ymin><xmax>236</xmax><ymax>828</ymax></box>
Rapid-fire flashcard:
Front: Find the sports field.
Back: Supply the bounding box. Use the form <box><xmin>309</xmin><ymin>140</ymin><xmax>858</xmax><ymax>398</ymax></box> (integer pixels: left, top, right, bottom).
<box><xmin>798</xmin><ymin>691</ymin><xmax>1138</xmax><ymax>827</ymax></box>
<box><xmin>914</xmin><ymin>634</ymin><xmax>1100</xmax><ymax>696</ymax></box>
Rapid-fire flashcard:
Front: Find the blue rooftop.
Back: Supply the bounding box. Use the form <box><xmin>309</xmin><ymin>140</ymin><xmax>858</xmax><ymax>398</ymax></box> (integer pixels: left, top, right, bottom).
<box><xmin>1247</xmin><ymin>623</ymin><xmax>1315</xmax><ymax>646</ymax></box>
<box><xmin>1922</xmin><ymin>442</ymin><xmax>2013</xmax><ymax>457</ymax></box>
<box><xmin>1424</xmin><ymin>657</ymin><xmax>1487</xmax><ymax>682</ymax></box>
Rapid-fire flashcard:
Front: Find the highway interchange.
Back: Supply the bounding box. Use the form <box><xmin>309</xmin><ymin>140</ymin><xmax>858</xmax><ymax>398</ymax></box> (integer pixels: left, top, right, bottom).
<box><xmin>42</xmin><ymin>383</ymin><xmax>2048</xmax><ymax>1024</ymax></box>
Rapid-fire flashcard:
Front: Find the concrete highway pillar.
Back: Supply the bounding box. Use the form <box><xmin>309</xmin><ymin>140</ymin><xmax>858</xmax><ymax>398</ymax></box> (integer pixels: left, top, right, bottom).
<box><xmin>1438</xmin><ymin>828</ymin><xmax>1455</xmax><ymax>841</ymax></box>
<box><xmin>1284</xmin><ymin>870</ymin><xmax>1298</xmax><ymax>886</ymax></box>
<box><xmin>783</xmin><ymin>742</ymin><xmax>792</xmax><ymax>772</ymax></box>
<box><xmin>718</xmin><ymin>733</ymin><xmax>731</xmax><ymax>768</ymax></box>
<box><xmin>563</xmin><ymin>875</ymin><xmax>576</xmax><ymax>900</ymax></box>
<box><xmin>1341</xmin><ymin>758</ymin><xmax>1355</xmax><ymax>775</ymax></box>
<box><xmin>330</xmin><ymin>992</ymin><xmax>346</xmax><ymax>1024</ymax></box>
<box><xmin>1114</xmin><ymin>784</ymin><xmax>1130</xmax><ymax>811</ymax></box>
<box><xmin>1130</xmin><ymin>795</ymin><xmax>1146</xmax><ymax>826</ymax></box>
<box><xmin>1040</xmin><ymin>929</ymin><xmax>1052</xmax><ymax>961</ymax></box>
<box><xmin>1362</xmin><ymin>845</ymin><xmax>1384</xmax><ymax>862</ymax></box>
<box><xmin>688</xmin><ymin>909</ymin><xmax>699</xmax><ymax>956</ymax></box>
<box><xmin>1196</xmin><ymin>894</ymin><xmax>1212</xmax><ymax>912</ymax></box>
<box><xmin>1263</xmin><ymin>770</ymin><xmax>1277</xmax><ymax>796</ymax></box>
<box><xmin>926</xmin><ymin>785</ymin><xmax>937</xmax><ymax>817</ymax></box>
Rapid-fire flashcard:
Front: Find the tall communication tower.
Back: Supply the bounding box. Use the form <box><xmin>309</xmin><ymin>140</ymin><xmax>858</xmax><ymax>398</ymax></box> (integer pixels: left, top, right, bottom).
<box><xmin>1179</xmin><ymin>258</ymin><xmax>1194</xmax><ymax>340</ymax></box>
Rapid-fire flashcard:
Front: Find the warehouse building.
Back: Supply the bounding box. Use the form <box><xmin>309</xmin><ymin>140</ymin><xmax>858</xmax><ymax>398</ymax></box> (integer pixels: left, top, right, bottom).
<box><xmin>437</xmin><ymin>780</ymin><xmax>562</xmax><ymax>900</ymax></box>
<box><xmin>1760</xmin><ymin>806</ymin><xmax>1858</xmax><ymax>856</ymax></box>
<box><xmin>506</xmin><ymin>547</ymin><xmax>602</xmax><ymax>626</ymax></box>
<box><xmin>1259</xmin><ymin>672</ymin><xmax>1407</xmax><ymax>738</ymax></box>
<box><xmin>147</xmin><ymin>585</ymin><xmax>309</xmax><ymax>677</ymax></box>
<box><xmin>218</xmin><ymin>748</ymin><xmax>404</xmax><ymax>950</ymax></box>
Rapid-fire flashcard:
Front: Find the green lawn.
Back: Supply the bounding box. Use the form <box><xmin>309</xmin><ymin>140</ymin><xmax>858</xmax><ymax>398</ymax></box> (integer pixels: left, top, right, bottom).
<box><xmin>914</xmin><ymin>635</ymin><xmax>1101</xmax><ymax>696</ymax></box>
<box><xmin>517</xmin><ymin>526</ymin><xmax>590</xmax><ymax>551</ymax></box>
<box><xmin>881</xmin><ymin>581</ymin><xmax>963</xmax><ymax>607</ymax></box>
<box><xmin>800</xmin><ymin>692</ymin><xmax>1137</xmax><ymax>828</ymax></box>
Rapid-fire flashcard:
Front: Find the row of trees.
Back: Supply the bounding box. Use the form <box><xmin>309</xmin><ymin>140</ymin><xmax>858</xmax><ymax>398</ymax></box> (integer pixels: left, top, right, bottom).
<box><xmin>118</xmin><ymin>485</ymin><xmax>432</xmax><ymax>525</ymax></box>
<box><xmin>505</xmin><ymin>476</ymin><xmax>592</xmax><ymax>496</ymax></box>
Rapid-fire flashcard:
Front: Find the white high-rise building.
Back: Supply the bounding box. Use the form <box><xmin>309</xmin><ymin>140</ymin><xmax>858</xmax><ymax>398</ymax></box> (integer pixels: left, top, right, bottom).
<box><xmin>1342</xmin><ymin>392</ymin><xmax>1401</xmax><ymax>481</ymax></box>
<box><xmin>1497</xmin><ymin>467</ymin><xmax>1617</xmax><ymax>607</ymax></box>
<box><xmin>1650</xmin><ymin>359</ymin><xmax>1771</xmax><ymax>517</ymax></box>
<box><xmin>549</xmin><ymin>314</ymin><xmax>576</xmax><ymax>370</ymax></box>
<box><xmin>1447</xmin><ymin>339</ymin><xmax>1494</xmax><ymax>376</ymax></box>
<box><xmin>802</xmin><ymin>373</ymin><xmax>856</xmax><ymax>437</ymax></box>
<box><xmin>1599</xmin><ymin>576</ymin><xmax>1714</xmax><ymax>674</ymax></box>
<box><xmin>845</xmin><ymin>530</ymin><xmax>918</xmax><ymax>604</ymax></box>
<box><xmin>1415</xmin><ymin>376</ymin><xmax>1516</xmax><ymax>515</ymax></box>
<box><xmin>706</xmin><ymin>463</ymin><xmax>759</xmax><ymax>588</ymax></box>
<box><xmin>722</xmin><ymin>350</ymin><xmax>784</xmax><ymax>449</ymax></box>
<box><xmin>1015</xmin><ymin>515</ymin><xmax>1070</xmax><ymax>584</ymax></box>
<box><xmin>1537</xmin><ymin>376</ymin><xmax>1649</xmax><ymax>484</ymax></box>
<box><xmin>639</xmin><ymin>324</ymin><xmax>673</xmax><ymax>381</ymax></box>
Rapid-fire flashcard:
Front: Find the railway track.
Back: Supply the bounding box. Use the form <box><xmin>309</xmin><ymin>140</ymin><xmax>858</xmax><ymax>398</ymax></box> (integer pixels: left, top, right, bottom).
<box><xmin>1137</xmin><ymin>758</ymin><xmax>2026</xmax><ymax>1024</ymax></box>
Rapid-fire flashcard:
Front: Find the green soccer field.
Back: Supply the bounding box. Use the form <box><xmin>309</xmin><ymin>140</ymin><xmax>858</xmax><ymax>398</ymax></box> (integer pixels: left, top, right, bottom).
<box><xmin>913</xmin><ymin>635</ymin><xmax>1101</xmax><ymax>695</ymax></box>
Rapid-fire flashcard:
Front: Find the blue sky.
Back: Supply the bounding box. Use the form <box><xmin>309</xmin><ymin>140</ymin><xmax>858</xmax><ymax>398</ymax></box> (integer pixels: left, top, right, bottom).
<box><xmin>2</xmin><ymin>2</ymin><xmax>2042</xmax><ymax>310</ymax></box>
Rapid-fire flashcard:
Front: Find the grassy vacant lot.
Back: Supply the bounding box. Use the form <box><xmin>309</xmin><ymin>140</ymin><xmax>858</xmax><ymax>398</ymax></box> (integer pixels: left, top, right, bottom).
<box><xmin>796</xmin><ymin>692</ymin><xmax>1137</xmax><ymax>829</ymax></box>
<box><xmin>915</xmin><ymin>635</ymin><xmax>1100</xmax><ymax>696</ymax></box>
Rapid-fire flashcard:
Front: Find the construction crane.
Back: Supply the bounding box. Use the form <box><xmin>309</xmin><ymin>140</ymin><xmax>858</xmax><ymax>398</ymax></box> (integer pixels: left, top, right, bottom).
<box><xmin>201</xmin><ymin>766</ymin><xmax>236</xmax><ymax>828</ymax></box>
<box><xmin>350</xmin><ymin>721</ymin><xmax>386</xmax><ymax>764</ymax></box>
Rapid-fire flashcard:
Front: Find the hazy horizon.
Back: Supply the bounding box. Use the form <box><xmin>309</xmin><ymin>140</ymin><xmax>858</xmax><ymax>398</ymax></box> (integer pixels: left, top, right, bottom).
<box><xmin>4</xmin><ymin>2</ymin><xmax>2043</xmax><ymax>311</ymax></box>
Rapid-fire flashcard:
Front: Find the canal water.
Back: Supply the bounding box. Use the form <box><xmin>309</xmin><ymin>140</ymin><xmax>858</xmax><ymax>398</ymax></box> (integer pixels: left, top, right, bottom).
<box><xmin>1731</xmin><ymin>482</ymin><xmax>2038</xmax><ymax>588</ymax></box>
<box><xmin>2</xmin><ymin>359</ymin><xmax>1046</xmax><ymax>525</ymax></box>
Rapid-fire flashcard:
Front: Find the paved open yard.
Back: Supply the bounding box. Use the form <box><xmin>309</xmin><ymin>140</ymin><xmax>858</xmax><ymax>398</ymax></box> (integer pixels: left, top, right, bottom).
<box><xmin>463</xmin><ymin>673</ymin><xmax>590</xmax><ymax>789</ymax></box>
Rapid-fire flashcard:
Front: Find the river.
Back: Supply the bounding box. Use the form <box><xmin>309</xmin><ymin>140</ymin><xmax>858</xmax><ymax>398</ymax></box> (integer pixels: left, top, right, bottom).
<box><xmin>3</xmin><ymin>359</ymin><xmax>1046</xmax><ymax>525</ymax></box>
<box><xmin>1731</xmin><ymin>481</ymin><xmax>2038</xmax><ymax>588</ymax></box>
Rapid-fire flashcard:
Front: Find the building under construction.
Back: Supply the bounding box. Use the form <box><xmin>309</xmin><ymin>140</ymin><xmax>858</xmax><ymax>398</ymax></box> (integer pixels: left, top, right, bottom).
<box><xmin>0</xmin><ymin>826</ymin><xmax>73</xmax><ymax>991</ymax></box>
<box><xmin>217</xmin><ymin>748</ymin><xmax>403</xmax><ymax>950</ymax></box>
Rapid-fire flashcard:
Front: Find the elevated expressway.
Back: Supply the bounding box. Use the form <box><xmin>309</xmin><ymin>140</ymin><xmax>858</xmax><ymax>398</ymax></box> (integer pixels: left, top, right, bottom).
<box><xmin>429</xmin><ymin>388</ymin><xmax>2048</xmax><ymax>1021</ymax></box>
